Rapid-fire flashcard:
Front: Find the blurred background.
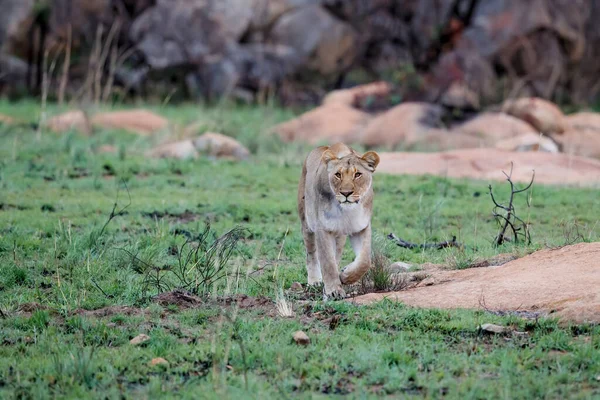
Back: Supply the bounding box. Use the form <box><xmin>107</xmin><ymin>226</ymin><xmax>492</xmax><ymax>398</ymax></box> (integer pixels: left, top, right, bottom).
<box><xmin>1</xmin><ymin>0</ymin><xmax>599</xmax><ymax>108</ymax></box>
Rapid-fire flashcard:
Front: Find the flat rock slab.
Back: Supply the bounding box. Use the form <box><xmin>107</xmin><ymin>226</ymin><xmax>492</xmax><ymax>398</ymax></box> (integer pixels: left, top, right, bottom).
<box><xmin>350</xmin><ymin>243</ymin><xmax>600</xmax><ymax>324</ymax></box>
<box><xmin>377</xmin><ymin>148</ymin><xmax>600</xmax><ymax>186</ymax></box>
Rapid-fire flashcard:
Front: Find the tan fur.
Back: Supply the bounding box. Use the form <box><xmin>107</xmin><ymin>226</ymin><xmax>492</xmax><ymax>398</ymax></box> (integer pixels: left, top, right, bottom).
<box><xmin>298</xmin><ymin>143</ymin><xmax>380</xmax><ymax>299</ymax></box>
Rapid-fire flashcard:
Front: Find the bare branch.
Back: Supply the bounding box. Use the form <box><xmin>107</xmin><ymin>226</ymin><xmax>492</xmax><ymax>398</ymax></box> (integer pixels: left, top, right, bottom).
<box><xmin>387</xmin><ymin>233</ymin><xmax>462</xmax><ymax>250</ymax></box>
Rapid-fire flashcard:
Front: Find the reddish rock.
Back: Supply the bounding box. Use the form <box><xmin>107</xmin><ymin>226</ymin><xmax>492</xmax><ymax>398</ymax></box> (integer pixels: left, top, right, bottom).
<box><xmin>503</xmin><ymin>97</ymin><xmax>566</xmax><ymax>135</ymax></box>
<box><xmin>91</xmin><ymin>110</ymin><xmax>168</xmax><ymax>135</ymax></box>
<box><xmin>45</xmin><ymin>110</ymin><xmax>92</xmax><ymax>135</ymax></box>
<box><xmin>494</xmin><ymin>133</ymin><xmax>559</xmax><ymax>153</ymax></box>
<box><xmin>453</xmin><ymin>112</ymin><xmax>537</xmax><ymax>142</ymax></box>
<box><xmin>323</xmin><ymin>81</ymin><xmax>391</xmax><ymax>108</ymax></box>
<box><xmin>359</xmin><ymin>102</ymin><xmax>443</xmax><ymax>148</ymax></box>
<box><xmin>376</xmin><ymin>148</ymin><xmax>600</xmax><ymax>186</ymax></box>
<box><xmin>273</xmin><ymin>103</ymin><xmax>370</xmax><ymax>144</ymax></box>
<box><xmin>192</xmin><ymin>132</ymin><xmax>250</xmax><ymax>160</ymax></box>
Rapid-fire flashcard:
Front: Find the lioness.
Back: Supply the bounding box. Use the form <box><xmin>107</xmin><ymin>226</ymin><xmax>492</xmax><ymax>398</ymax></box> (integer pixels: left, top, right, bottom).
<box><xmin>297</xmin><ymin>143</ymin><xmax>380</xmax><ymax>299</ymax></box>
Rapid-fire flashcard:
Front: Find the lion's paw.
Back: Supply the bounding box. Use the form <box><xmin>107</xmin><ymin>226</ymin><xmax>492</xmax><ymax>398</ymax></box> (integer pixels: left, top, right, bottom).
<box><xmin>323</xmin><ymin>284</ymin><xmax>346</xmax><ymax>301</ymax></box>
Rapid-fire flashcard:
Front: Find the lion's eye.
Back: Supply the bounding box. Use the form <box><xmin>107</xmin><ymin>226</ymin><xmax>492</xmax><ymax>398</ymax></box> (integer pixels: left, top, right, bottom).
<box><xmin>335</xmin><ymin>172</ymin><xmax>342</xmax><ymax>179</ymax></box>
<box><xmin>355</xmin><ymin>172</ymin><xmax>362</xmax><ymax>179</ymax></box>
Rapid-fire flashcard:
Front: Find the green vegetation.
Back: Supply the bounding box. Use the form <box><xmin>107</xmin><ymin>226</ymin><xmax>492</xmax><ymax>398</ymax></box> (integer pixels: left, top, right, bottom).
<box><xmin>0</xmin><ymin>101</ymin><xmax>599</xmax><ymax>398</ymax></box>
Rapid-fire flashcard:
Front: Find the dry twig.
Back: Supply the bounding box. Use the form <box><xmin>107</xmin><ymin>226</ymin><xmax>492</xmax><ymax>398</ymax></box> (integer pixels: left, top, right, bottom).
<box><xmin>387</xmin><ymin>233</ymin><xmax>462</xmax><ymax>250</ymax></box>
<box><xmin>489</xmin><ymin>162</ymin><xmax>535</xmax><ymax>246</ymax></box>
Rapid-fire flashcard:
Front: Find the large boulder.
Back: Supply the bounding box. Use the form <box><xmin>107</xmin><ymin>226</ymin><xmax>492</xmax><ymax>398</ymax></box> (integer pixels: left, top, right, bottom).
<box><xmin>376</xmin><ymin>148</ymin><xmax>600</xmax><ymax>186</ymax></box>
<box><xmin>45</xmin><ymin>110</ymin><xmax>92</xmax><ymax>135</ymax></box>
<box><xmin>91</xmin><ymin>109</ymin><xmax>169</xmax><ymax>135</ymax></box>
<box><xmin>502</xmin><ymin>97</ymin><xmax>566</xmax><ymax>135</ymax></box>
<box><xmin>270</xmin><ymin>5</ymin><xmax>359</xmax><ymax>75</ymax></box>
<box><xmin>494</xmin><ymin>133</ymin><xmax>560</xmax><ymax>153</ymax></box>
<box><xmin>566</xmin><ymin>112</ymin><xmax>600</xmax><ymax>132</ymax></box>
<box><xmin>149</xmin><ymin>140</ymin><xmax>198</xmax><ymax>160</ymax></box>
<box><xmin>130</xmin><ymin>1</ymin><xmax>235</xmax><ymax>70</ymax></box>
<box><xmin>192</xmin><ymin>132</ymin><xmax>250</xmax><ymax>161</ymax></box>
<box><xmin>359</xmin><ymin>102</ymin><xmax>444</xmax><ymax>148</ymax></box>
<box><xmin>554</xmin><ymin>114</ymin><xmax>600</xmax><ymax>159</ymax></box>
<box><xmin>322</xmin><ymin>81</ymin><xmax>391</xmax><ymax>108</ymax></box>
<box><xmin>273</xmin><ymin>102</ymin><xmax>370</xmax><ymax>144</ymax></box>
<box><xmin>453</xmin><ymin>112</ymin><xmax>538</xmax><ymax>142</ymax></box>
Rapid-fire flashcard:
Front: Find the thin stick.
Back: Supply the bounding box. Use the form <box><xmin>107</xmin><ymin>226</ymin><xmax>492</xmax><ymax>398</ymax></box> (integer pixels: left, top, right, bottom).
<box><xmin>387</xmin><ymin>233</ymin><xmax>461</xmax><ymax>249</ymax></box>
<box><xmin>58</xmin><ymin>24</ymin><xmax>72</xmax><ymax>105</ymax></box>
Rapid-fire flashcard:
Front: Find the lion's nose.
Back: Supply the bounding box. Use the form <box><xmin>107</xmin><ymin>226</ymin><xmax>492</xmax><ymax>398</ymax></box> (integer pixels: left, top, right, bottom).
<box><xmin>340</xmin><ymin>190</ymin><xmax>354</xmax><ymax>198</ymax></box>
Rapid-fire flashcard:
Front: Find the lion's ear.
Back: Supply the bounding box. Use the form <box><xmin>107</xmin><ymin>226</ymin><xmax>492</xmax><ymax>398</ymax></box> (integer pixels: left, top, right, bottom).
<box><xmin>322</xmin><ymin>150</ymin><xmax>337</xmax><ymax>164</ymax></box>
<box><xmin>361</xmin><ymin>151</ymin><xmax>380</xmax><ymax>172</ymax></box>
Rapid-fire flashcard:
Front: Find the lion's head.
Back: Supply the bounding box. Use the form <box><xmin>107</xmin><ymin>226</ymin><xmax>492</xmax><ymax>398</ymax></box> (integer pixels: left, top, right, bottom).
<box><xmin>322</xmin><ymin>149</ymin><xmax>380</xmax><ymax>207</ymax></box>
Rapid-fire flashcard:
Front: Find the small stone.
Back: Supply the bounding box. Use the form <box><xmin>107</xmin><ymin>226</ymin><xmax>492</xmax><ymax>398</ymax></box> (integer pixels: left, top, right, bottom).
<box><xmin>130</xmin><ymin>333</ymin><xmax>151</xmax><ymax>345</ymax></box>
<box><xmin>479</xmin><ymin>323</ymin><xmax>509</xmax><ymax>334</ymax></box>
<box><xmin>292</xmin><ymin>330</ymin><xmax>310</xmax><ymax>345</ymax></box>
<box><xmin>389</xmin><ymin>262</ymin><xmax>411</xmax><ymax>273</ymax></box>
<box><xmin>150</xmin><ymin>357</ymin><xmax>169</xmax><ymax>366</ymax></box>
<box><xmin>290</xmin><ymin>282</ymin><xmax>303</xmax><ymax>291</ymax></box>
<box><xmin>417</xmin><ymin>277</ymin><xmax>435</xmax><ymax>287</ymax></box>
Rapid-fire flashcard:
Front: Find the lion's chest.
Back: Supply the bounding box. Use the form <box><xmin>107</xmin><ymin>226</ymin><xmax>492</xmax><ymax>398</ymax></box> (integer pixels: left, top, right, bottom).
<box><xmin>309</xmin><ymin>203</ymin><xmax>370</xmax><ymax>235</ymax></box>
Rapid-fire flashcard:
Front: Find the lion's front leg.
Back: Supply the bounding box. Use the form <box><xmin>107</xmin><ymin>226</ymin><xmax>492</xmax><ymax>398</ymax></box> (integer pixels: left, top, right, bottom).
<box><xmin>316</xmin><ymin>230</ymin><xmax>346</xmax><ymax>300</ymax></box>
<box><xmin>302</xmin><ymin>227</ymin><xmax>322</xmax><ymax>285</ymax></box>
<box><xmin>339</xmin><ymin>225</ymin><xmax>372</xmax><ymax>284</ymax></box>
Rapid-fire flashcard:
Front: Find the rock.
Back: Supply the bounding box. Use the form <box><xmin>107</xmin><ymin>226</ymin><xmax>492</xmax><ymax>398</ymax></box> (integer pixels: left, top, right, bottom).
<box><xmin>495</xmin><ymin>133</ymin><xmax>559</xmax><ymax>153</ymax></box>
<box><xmin>290</xmin><ymin>282</ymin><xmax>303</xmax><ymax>291</ymax></box>
<box><xmin>0</xmin><ymin>0</ymin><xmax>36</xmax><ymax>60</ymax></box>
<box><xmin>417</xmin><ymin>277</ymin><xmax>435</xmax><ymax>287</ymax></box>
<box><xmin>439</xmin><ymin>82</ymin><xmax>480</xmax><ymax>110</ymax></box>
<box><xmin>130</xmin><ymin>0</ymin><xmax>254</xmax><ymax>71</ymax></box>
<box><xmin>408</xmin><ymin>128</ymin><xmax>483</xmax><ymax>152</ymax></box>
<box><xmin>350</xmin><ymin>242</ymin><xmax>600</xmax><ymax>324</ymax></box>
<box><xmin>45</xmin><ymin>110</ymin><xmax>92</xmax><ymax>135</ymax></box>
<box><xmin>130</xmin><ymin>333</ymin><xmax>151</xmax><ymax>345</ymax></box>
<box><xmin>479</xmin><ymin>324</ymin><xmax>509</xmax><ymax>335</ymax></box>
<box><xmin>376</xmin><ymin>148</ymin><xmax>600</xmax><ymax>186</ymax></box>
<box><xmin>292</xmin><ymin>330</ymin><xmax>310</xmax><ymax>345</ymax></box>
<box><xmin>359</xmin><ymin>102</ymin><xmax>443</xmax><ymax>148</ymax></box>
<box><xmin>250</xmin><ymin>0</ymin><xmax>321</xmax><ymax>31</ymax></box>
<box><xmin>453</xmin><ymin>113</ymin><xmax>538</xmax><ymax>142</ymax></box>
<box><xmin>503</xmin><ymin>98</ymin><xmax>566</xmax><ymax>135</ymax></box>
<box><xmin>553</xmin><ymin>111</ymin><xmax>600</xmax><ymax>158</ymax></box>
<box><xmin>150</xmin><ymin>357</ymin><xmax>169</xmax><ymax>366</ymax></box>
<box><xmin>274</xmin><ymin>103</ymin><xmax>370</xmax><ymax>144</ymax></box>
<box><xmin>91</xmin><ymin>110</ymin><xmax>168</xmax><ymax>135</ymax></box>
<box><xmin>0</xmin><ymin>114</ymin><xmax>15</xmax><ymax>124</ymax></box>
<box><xmin>149</xmin><ymin>140</ymin><xmax>198</xmax><ymax>160</ymax></box>
<box><xmin>192</xmin><ymin>132</ymin><xmax>250</xmax><ymax>161</ymax></box>
<box><xmin>270</xmin><ymin>5</ymin><xmax>358</xmax><ymax>75</ymax></box>
<box><xmin>553</xmin><ymin>130</ymin><xmax>600</xmax><ymax>159</ymax></box>
<box><xmin>388</xmin><ymin>262</ymin><xmax>411</xmax><ymax>273</ymax></box>
<box><xmin>323</xmin><ymin>81</ymin><xmax>391</xmax><ymax>108</ymax></box>
<box><xmin>566</xmin><ymin>112</ymin><xmax>600</xmax><ymax>132</ymax></box>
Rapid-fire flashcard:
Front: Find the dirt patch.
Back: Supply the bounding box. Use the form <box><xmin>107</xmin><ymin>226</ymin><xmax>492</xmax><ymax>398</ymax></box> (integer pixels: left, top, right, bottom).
<box><xmin>16</xmin><ymin>302</ymin><xmax>50</xmax><ymax>316</ymax></box>
<box><xmin>219</xmin><ymin>294</ymin><xmax>273</xmax><ymax>310</ymax></box>
<box><xmin>74</xmin><ymin>305</ymin><xmax>146</xmax><ymax>318</ymax></box>
<box><xmin>350</xmin><ymin>243</ymin><xmax>600</xmax><ymax>324</ymax></box>
<box><xmin>377</xmin><ymin>149</ymin><xmax>600</xmax><ymax>186</ymax></box>
<box><xmin>142</xmin><ymin>210</ymin><xmax>199</xmax><ymax>223</ymax></box>
<box><xmin>0</xmin><ymin>203</ymin><xmax>30</xmax><ymax>211</ymax></box>
<box><xmin>153</xmin><ymin>290</ymin><xmax>203</xmax><ymax>309</ymax></box>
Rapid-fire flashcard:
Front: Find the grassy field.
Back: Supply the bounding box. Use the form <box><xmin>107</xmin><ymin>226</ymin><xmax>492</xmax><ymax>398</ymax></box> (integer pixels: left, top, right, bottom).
<box><xmin>0</xmin><ymin>101</ymin><xmax>599</xmax><ymax>399</ymax></box>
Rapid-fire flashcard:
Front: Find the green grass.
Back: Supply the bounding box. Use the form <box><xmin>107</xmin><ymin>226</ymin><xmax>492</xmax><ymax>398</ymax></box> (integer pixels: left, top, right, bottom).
<box><xmin>0</xmin><ymin>101</ymin><xmax>599</xmax><ymax>398</ymax></box>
